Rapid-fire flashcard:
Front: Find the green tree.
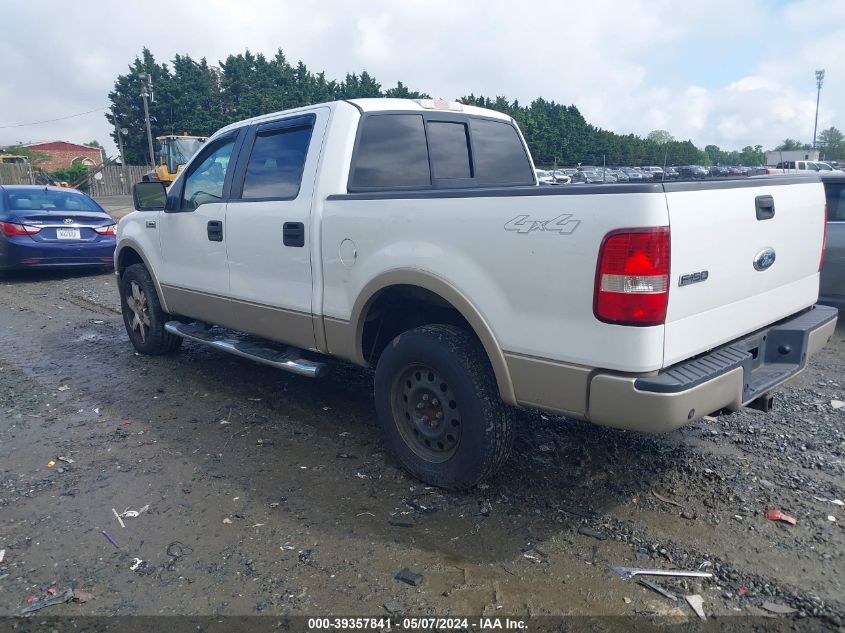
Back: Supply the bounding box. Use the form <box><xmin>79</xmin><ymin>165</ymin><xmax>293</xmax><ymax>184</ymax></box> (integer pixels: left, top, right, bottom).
<box><xmin>647</xmin><ymin>130</ymin><xmax>674</xmax><ymax>145</ymax></box>
<box><xmin>776</xmin><ymin>138</ymin><xmax>803</xmax><ymax>151</ymax></box>
<box><xmin>106</xmin><ymin>47</ymin><xmax>750</xmax><ymax>171</ymax></box>
<box><xmin>818</xmin><ymin>127</ymin><xmax>845</xmax><ymax>161</ymax></box>
<box><xmin>50</xmin><ymin>164</ymin><xmax>90</xmax><ymax>191</ymax></box>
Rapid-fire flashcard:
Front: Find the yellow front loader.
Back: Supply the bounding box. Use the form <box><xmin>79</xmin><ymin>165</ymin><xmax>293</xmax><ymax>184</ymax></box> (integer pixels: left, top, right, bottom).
<box><xmin>143</xmin><ymin>134</ymin><xmax>207</xmax><ymax>186</ymax></box>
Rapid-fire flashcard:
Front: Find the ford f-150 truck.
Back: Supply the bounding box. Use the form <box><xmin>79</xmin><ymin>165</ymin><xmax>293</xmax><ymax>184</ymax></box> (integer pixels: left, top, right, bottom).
<box><xmin>118</xmin><ymin>98</ymin><xmax>837</xmax><ymax>489</ymax></box>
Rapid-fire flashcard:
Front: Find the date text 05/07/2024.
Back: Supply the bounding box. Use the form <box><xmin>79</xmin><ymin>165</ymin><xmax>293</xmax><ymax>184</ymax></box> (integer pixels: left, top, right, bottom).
<box><xmin>306</xmin><ymin>617</ymin><xmax>528</xmax><ymax>630</ymax></box>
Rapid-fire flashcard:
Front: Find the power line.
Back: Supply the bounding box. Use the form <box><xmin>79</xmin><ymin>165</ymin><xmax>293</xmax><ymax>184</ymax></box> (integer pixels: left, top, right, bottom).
<box><xmin>0</xmin><ymin>106</ymin><xmax>110</xmax><ymax>129</ymax></box>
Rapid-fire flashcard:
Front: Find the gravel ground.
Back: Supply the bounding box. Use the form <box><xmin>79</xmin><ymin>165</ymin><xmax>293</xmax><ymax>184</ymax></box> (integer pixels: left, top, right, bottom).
<box><xmin>0</xmin><ymin>261</ymin><xmax>843</xmax><ymax>627</ymax></box>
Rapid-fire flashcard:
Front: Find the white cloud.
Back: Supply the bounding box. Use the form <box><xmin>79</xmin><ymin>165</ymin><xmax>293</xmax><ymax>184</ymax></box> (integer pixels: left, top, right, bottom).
<box><xmin>0</xmin><ymin>0</ymin><xmax>841</xmax><ymax>158</ymax></box>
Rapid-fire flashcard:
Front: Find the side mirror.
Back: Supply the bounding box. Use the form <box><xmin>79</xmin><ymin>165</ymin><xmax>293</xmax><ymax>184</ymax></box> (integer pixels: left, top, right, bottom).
<box><xmin>133</xmin><ymin>181</ymin><xmax>167</xmax><ymax>211</ymax></box>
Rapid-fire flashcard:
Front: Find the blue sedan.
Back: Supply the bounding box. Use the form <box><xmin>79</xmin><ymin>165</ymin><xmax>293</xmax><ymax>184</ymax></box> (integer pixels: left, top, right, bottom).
<box><xmin>0</xmin><ymin>185</ymin><xmax>116</xmax><ymax>270</ymax></box>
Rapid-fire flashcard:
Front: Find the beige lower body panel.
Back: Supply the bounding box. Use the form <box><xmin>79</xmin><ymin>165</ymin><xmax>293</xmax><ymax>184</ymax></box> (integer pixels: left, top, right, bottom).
<box><xmin>807</xmin><ymin>317</ymin><xmax>837</xmax><ymax>358</ymax></box>
<box><xmin>504</xmin><ymin>352</ymin><xmax>591</xmax><ymax>419</ymax></box>
<box><xmin>588</xmin><ymin>367</ymin><xmax>745</xmax><ymax>433</ymax></box>
<box><xmin>504</xmin><ymin>311</ymin><xmax>837</xmax><ymax>434</ymax></box>
<box><xmin>160</xmin><ymin>285</ymin><xmax>317</xmax><ymax>351</ymax></box>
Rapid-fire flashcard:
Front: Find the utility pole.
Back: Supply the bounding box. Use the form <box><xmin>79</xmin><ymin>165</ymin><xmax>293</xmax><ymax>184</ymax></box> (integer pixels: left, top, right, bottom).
<box><xmin>813</xmin><ymin>69</ymin><xmax>825</xmax><ymax>150</ymax></box>
<box><xmin>110</xmin><ymin>108</ymin><xmax>129</xmax><ymax>194</ymax></box>
<box><xmin>140</xmin><ymin>73</ymin><xmax>156</xmax><ymax>169</ymax></box>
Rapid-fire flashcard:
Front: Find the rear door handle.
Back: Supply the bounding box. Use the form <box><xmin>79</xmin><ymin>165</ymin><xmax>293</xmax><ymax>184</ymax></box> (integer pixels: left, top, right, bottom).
<box><xmin>283</xmin><ymin>222</ymin><xmax>304</xmax><ymax>247</ymax></box>
<box><xmin>755</xmin><ymin>195</ymin><xmax>775</xmax><ymax>220</ymax></box>
<box><xmin>207</xmin><ymin>220</ymin><xmax>223</xmax><ymax>242</ymax></box>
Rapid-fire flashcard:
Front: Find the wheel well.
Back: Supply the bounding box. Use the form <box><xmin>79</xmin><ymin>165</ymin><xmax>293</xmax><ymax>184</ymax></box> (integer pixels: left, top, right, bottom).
<box><xmin>117</xmin><ymin>247</ymin><xmax>143</xmax><ymax>277</ymax></box>
<box><xmin>361</xmin><ymin>285</ymin><xmax>475</xmax><ymax>366</ymax></box>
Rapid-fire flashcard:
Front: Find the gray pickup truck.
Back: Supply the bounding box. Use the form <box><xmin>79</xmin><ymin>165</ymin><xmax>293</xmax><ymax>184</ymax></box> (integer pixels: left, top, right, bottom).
<box><xmin>821</xmin><ymin>172</ymin><xmax>845</xmax><ymax>308</ymax></box>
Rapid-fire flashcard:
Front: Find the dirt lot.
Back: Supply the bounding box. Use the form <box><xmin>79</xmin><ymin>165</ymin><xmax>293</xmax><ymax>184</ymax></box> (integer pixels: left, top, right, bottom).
<box><xmin>0</xmin><ymin>242</ymin><xmax>843</xmax><ymax>626</ymax></box>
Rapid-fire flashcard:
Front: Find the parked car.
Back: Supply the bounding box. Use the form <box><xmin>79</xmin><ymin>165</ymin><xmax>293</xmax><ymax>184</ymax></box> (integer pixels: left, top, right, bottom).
<box><xmin>570</xmin><ymin>170</ymin><xmax>604</xmax><ymax>184</ymax></box>
<box><xmin>611</xmin><ymin>170</ymin><xmax>629</xmax><ymax>182</ymax></box>
<box><xmin>678</xmin><ymin>165</ymin><xmax>707</xmax><ymax>179</ymax></box>
<box><xmin>621</xmin><ymin>167</ymin><xmax>644</xmax><ymax>181</ymax></box>
<box><xmin>119</xmin><ymin>97</ymin><xmax>835</xmax><ymax>489</ymax></box>
<box><xmin>535</xmin><ymin>169</ymin><xmax>556</xmax><ymax>184</ymax></box>
<box><xmin>820</xmin><ymin>172</ymin><xmax>845</xmax><ymax>308</ymax></box>
<box><xmin>663</xmin><ymin>166</ymin><xmax>679</xmax><ymax>179</ymax></box>
<box><xmin>766</xmin><ymin>160</ymin><xmax>822</xmax><ymax>174</ymax></box>
<box><xmin>552</xmin><ymin>170</ymin><xmax>571</xmax><ymax>184</ymax></box>
<box><xmin>643</xmin><ymin>166</ymin><xmax>665</xmax><ymax>180</ymax></box>
<box><xmin>0</xmin><ymin>185</ymin><xmax>116</xmax><ymax>271</ymax></box>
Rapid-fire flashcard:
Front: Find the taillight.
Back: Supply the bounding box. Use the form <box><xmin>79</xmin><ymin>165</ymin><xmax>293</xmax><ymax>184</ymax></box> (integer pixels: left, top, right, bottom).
<box><xmin>94</xmin><ymin>224</ymin><xmax>117</xmax><ymax>236</ymax></box>
<box><xmin>594</xmin><ymin>227</ymin><xmax>670</xmax><ymax>326</ymax></box>
<box><xmin>0</xmin><ymin>221</ymin><xmax>41</xmax><ymax>237</ymax></box>
<box><xmin>820</xmin><ymin>205</ymin><xmax>827</xmax><ymax>272</ymax></box>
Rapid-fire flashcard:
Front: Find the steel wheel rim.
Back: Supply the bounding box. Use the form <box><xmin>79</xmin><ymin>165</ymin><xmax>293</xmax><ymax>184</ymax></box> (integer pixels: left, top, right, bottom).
<box><xmin>125</xmin><ymin>280</ymin><xmax>151</xmax><ymax>343</ymax></box>
<box><xmin>391</xmin><ymin>363</ymin><xmax>462</xmax><ymax>463</ymax></box>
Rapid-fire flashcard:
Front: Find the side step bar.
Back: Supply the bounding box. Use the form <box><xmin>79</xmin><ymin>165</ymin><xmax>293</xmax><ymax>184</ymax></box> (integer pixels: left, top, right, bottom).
<box><xmin>164</xmin><ymin>321</ymin><xmax>327</xmax><ymax>378</ymax></box>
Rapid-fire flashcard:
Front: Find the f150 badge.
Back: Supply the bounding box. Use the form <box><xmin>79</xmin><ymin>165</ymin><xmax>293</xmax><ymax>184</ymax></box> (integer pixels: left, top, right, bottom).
<box><xmin>504</xmin><ymin>214</ymin><xmax>580</xmax><ymax>234</ymax></box>
<box><xmin>679</xmin><ymin>270</ymin><xmax>709</xmax><ymax>287</ymax></box>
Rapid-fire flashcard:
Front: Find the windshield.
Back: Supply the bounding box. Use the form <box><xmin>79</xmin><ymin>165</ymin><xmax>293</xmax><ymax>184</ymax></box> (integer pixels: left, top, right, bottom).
<box><xmin>4</xmin><ymin>189</ymin><xmax>102</xmax><ymax>212</ymax></box>
<box><xmin>167</xmin><ymin>138</ymin><xmax>206</xmax><ymax>167</ymax></box>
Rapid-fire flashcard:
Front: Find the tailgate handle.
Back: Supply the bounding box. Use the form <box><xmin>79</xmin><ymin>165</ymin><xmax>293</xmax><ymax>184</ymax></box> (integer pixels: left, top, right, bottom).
<box><xmin>755</xmin><ymin>195</ymin><xmax>775</xmax><ymax>220</ymax></box>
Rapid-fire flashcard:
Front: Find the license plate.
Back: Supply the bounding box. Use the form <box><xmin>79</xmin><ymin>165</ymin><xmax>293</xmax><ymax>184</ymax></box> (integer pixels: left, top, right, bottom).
<box><xmin>56</xmin><ymin>228</ymin><xmax>80</xmax><ymax>240</ymax></box>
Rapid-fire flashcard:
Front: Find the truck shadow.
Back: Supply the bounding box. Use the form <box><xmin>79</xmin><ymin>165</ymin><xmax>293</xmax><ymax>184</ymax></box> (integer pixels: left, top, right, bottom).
<box><xmin>44</xmin><ymin>322</ymin><xmax>701</xmax><ymax>567</ymax></box>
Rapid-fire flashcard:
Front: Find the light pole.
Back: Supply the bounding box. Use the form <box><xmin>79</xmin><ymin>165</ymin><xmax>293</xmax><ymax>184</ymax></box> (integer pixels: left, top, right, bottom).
<box><xmin>110</xmin><ymin>108</ymin><xmax>129</xmax><ymax>194</ymax></box>
<box><xmin>813</xmin><ymin>69</ymin><xmax>825</xmax><ymax>150</ymax></box>
<box><xmin>140</xmin><ymin>73</ymin><xmax>156</xmax><ymax>169</ymax></box>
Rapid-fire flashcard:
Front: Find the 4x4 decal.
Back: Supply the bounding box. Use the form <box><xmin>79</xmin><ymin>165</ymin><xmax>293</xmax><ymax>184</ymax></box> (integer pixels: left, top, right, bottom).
<box><xmin>504</xmin><ymin>214</ymin><xmax>581</xmax><ymax>234</ymax></box>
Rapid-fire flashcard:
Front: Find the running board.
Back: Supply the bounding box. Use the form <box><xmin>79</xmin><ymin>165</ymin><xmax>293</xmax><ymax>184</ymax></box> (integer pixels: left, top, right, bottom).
<box><xmin>164</xmin><ymin>321</ymin><xmax>327</xmax><ymax>378</ymax></box>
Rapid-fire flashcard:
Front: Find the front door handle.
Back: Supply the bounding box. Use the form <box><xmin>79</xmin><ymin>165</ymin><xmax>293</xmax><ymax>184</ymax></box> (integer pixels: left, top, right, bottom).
<box><xmin>283</xmin><ymin>222</ymin><xmax>304</xmax><ymax>247</ymax></box>
<box><xmin>207</xmin><ymin>220</ymin><xmax>223</xmax><ymax>242</ymax></box>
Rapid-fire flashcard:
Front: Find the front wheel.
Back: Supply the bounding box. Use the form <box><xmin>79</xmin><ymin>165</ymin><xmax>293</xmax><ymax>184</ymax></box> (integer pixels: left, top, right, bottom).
<box><xmin>119</xmin><ymin>263</ymin><xmax>182</xmax><ymax>355</ymax></box>
<box><xmin>374</xmin><ymin>324</ymin><xmax>514</xmax><ymax>490</ymax></box>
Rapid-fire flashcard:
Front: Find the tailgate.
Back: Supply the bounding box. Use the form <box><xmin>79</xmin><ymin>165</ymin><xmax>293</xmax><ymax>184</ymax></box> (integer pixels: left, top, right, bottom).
<box><xmin>663</xmin><ymin>177</ymin><xmax>826</xmax><ymax>367</ymax></box>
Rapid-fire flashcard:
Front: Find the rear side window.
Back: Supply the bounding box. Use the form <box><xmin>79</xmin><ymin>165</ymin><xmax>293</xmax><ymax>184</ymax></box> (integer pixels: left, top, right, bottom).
<box><xmin>826</xmin><ymin>182</ymin><xmax>845</xmax><ymax>221</ymax></box>
<box><xmin>241</xmin><ymin>124</ymin><xmax>312</xmax><ymax>200</ymax></box>
<box><xmin>428</xmin><ymin>121</ymin><xmax>472</xmax><ymax>179</ymax></box>
<box><xmin>470</xmin><ymin>118</ymin><xmax>534</xmax><ymax>185</ymax></box>
<box><xmin>350</xmin><ymin>114</ymin><xmax>430</xmax><ymax>189</ymax></box>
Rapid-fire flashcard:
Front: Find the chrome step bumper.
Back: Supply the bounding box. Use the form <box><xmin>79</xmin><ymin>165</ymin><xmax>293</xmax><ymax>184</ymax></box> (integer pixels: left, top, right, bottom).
<box><xmin>164</xmin><ymin>321</ymin><xmax>327</xmax><ymax>378</ymax></box>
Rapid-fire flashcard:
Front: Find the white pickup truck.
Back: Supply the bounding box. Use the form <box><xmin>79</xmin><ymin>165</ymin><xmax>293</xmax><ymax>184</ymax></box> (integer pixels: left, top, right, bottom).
<box><xmin>118</xmin><ymin>98</ymin><xmax>837</xmax><ymax>489</ymax></box>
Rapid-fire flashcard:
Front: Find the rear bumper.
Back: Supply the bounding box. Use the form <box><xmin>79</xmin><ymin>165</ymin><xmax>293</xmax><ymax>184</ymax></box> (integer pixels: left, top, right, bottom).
<box><xmin>588</xmin><ymin>304</ymin><xmax>838</xmax><ymax>433</ymax></box>
<box><xmin>0</xmin><ymin>236</ymin><xmax>115</xmax><ymax>270</ymax></box>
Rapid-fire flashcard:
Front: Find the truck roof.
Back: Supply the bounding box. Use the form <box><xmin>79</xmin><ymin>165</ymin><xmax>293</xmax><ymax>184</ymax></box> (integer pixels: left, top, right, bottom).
<box><xmin>213</xmin><ymin>98</ymin><xmax>512</xmax><ymax>139</ymax></box>
<box><xmin>347</xmin><ymin>98</ymin><xmax>512</xmax><ymax>121</ymax></box>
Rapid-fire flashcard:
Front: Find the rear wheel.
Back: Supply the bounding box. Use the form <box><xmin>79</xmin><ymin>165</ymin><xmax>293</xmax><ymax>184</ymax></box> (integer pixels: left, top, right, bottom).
<box><xmin>119</xmin><ymin>263</ymin><xmax>182</xmax><ymax>355</ymax></box>
<box><xmin>374</xmin><ymin>324</ymin><xmax>514</xmax><ymax>489</ymax></box>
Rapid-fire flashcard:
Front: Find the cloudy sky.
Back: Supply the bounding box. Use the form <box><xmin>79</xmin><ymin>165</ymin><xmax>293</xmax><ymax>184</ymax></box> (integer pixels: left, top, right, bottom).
<box><xmin>0</xmin><ymin>0</ymin><xmax>842</xmax><ymax>157</ymax></box>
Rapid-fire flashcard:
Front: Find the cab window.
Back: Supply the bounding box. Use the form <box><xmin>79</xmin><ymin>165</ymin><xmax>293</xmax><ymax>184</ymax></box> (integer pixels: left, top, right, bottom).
<box><xmin>350</xmin><ymin>114</ymin><xmax>430</xmax><ymax>189</ymax></box>
<box><xmin>470</xmin><ymin>118</ymin><xmax>534</xmax><ymax>185</ymax></box>
<box><xmin>240</xmin><ymin>124</ymin><xmax>313</xmax><ymax>200</ymax></box>
<box><xmin>180</xmin><ymin>135</ymin><xmax>237</xmax><ymax>209</ymax></box>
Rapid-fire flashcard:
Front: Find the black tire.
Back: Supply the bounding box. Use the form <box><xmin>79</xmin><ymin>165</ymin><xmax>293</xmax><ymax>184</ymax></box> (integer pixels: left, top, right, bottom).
<box><xmin>119</xmin><ymin>263</ymin><xmax>182</xmax><ymax>355</ymax></box>
<box><xmin>374</xmin><ymin>324</ymin><xmax>514</xmax><ymax>490</ymax></box>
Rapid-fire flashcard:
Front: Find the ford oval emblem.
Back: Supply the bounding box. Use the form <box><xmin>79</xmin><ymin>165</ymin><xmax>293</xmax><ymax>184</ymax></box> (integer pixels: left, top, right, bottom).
<box><xmin>753</xmin><ymin>247</ymin><xmax>776</xmax><ymax>271</ymax></box>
